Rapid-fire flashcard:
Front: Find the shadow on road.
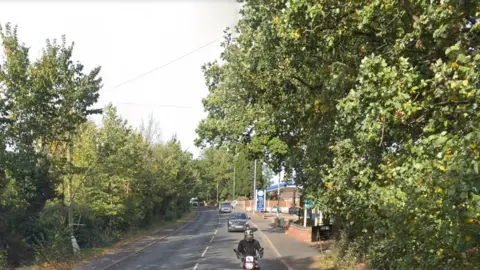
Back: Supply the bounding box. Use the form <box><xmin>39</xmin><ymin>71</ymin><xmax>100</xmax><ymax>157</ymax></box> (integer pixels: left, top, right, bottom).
<box><xmin>203</xmin><ymin>234</ymin><xmax>318</xmax><ymax>270</ymax></box>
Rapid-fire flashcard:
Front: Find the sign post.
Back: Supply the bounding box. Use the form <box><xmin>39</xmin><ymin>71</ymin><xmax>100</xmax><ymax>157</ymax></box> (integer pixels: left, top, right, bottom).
<box><xmin>253</xmin><ymin>160</ymin><xmax>257</xmax><ymax>213</ymax></box>
<box><xmin>256</xmin><ymin>190</ymin><xmax>265</xmax><ymax>212</ymax></box>
<box><xmin>304</xmin><ymin>199</ymin><xmax>313</xmax><ymax>227</ymax></box>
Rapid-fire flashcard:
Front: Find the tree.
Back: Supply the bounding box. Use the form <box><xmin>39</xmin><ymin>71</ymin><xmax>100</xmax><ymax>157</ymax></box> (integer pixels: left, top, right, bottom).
<box><xmin>139</xmin><ymin>112</ymin><xmax>162</xmax><ymax>145</ymax></box>
<box><xmin>195</xmin><ymin>147</ymin><xmax>264</xmax><ymax>202</ymax></box>
<box><xmin>196</xmin><ymin>0</ymin><xmax>480</xmax><ymax>268</ymax></box>
<box><xmin>0</xmin><ymin>23</ymin><xmax>102</xmax><ymax>264</ymax></box>
<box><xmin>262</xmin><ymin>162</ymin><xmax>274</xmax><ymax>187</ymax></box>
<box><xmin>0</xmin><ymin>24</ymin><xmax>198</xmax><ymax>267</ymax></box>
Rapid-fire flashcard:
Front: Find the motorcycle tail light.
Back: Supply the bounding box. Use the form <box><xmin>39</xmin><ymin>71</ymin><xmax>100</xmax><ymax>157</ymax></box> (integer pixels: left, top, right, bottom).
<box><xmin>242</xmin><ymin>262</ymin><xmax>246</xmax><ymax>269</ymax></box>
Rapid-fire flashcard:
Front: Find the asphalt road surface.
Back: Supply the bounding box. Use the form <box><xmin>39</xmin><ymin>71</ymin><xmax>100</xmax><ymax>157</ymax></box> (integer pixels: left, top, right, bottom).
<box><xmin>99</xmin><ymin>207</ymin><xmax>288</xmax><ymax>270</ymax></box>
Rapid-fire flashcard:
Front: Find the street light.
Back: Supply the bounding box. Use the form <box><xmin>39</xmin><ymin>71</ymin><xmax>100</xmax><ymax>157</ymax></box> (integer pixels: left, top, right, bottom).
<box><xmin>253</xmin><ymin>160</ymin><xmax>257</xmax><ymax>214</ymax></box>
<box><xmin>277</xmin><ymin>169</ymin><xmax>281</xmax><ymax>218</ymax></box>
<box><xmin>233</xmin><ymin>166</ymin><xmax>235</xmax><ymax>201</ymax></box>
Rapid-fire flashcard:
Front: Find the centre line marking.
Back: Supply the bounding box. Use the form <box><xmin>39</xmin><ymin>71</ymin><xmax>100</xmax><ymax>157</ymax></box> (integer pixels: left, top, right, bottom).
<box><xmin>201</xmin><ymin>246</ymin><xmax>209</xmax><ymax>257</ymax></box>
<box><xmin>193</xmin><ymin>263</ymin><xmax>199</xmax><ymax>270</ymax></box>
<box><xmin>214</xmin><ymin>229</ymin><xmax>217</xmax><ymax>235</ymax></box>
<box><xmin>209</xmin><ymin>235</ymin><xmax>215</xmax><ymax>243</ymax></box>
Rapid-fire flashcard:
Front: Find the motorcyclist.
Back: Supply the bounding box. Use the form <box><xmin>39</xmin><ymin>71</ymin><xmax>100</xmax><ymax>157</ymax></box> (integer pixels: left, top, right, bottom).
<box><xmin>237</xmin><ymin>229</ymin><xmax>263</xmax><ymax>257</ymax></box>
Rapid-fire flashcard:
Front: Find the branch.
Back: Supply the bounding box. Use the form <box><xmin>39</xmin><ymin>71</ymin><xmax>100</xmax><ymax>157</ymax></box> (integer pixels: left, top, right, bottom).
<box><xmin>379</xmin><ymin>118</ymin><xmax>386</xmax><ymax>147</ymax></box>
<box><xmin>71</xmin><ymin>156</ymin><xmax>100</xmax><ymax>201</ymax></box>
<box><xmin>291</xmin><ymin>75</ymin><xmax>323</xmax><ymax>91</ymax></box>
<box><xmin>351</xmin><ymin>30</ymin><xmax>378</xmax><ymax>38</ymax></box>
<box><xmin>304</xmin><ymin>9</ymin><xmax>356</xmax><ymax>34</ymax></box>
<box><xmin>433</xmin><ymin>100</ymin><xmax>473</xmax><ymax>106</ymax></box>
<box><xmin>400</xmin><ymin>0</ymin><xmax>420</xmax><ymax>24</ymax></box>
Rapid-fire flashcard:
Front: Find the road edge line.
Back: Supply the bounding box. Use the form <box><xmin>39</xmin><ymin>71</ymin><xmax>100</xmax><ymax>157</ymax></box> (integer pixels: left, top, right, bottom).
<box><xmin>100</xmin><ymin>210</ymin><xmax>200</xmax><ymax>270</ymax></box>
<box><xmin>250</xmin><ymin>220</ymin><xmax>295</xmax><ymax>270</ymax></box>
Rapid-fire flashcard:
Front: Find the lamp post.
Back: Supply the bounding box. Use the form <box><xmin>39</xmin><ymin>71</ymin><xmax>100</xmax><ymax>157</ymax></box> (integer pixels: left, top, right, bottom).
<box><xmin>254</xmin><ymin>160</ymin><xmax>257</xmax><ymax>213</ymax></box>
<box><xmin>277</xmin><ymin>170</ymin><xmax>281</xmax><ymax>218</ymax></box>
<box><xmin>233</xmin><ymin>166</ymin><xmax>235</xmax><ymax>201</ymax></box>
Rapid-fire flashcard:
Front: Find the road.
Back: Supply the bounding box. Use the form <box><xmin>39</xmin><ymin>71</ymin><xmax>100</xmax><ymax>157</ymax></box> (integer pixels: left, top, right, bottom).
<box><xmin>82</xmin><ymin>207</ymin><xmax>289</xmax><ymax>270</ymax></box>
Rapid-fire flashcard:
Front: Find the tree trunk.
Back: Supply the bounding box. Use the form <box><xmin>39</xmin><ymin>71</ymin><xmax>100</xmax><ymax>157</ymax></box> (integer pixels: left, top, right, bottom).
<box><xmin>67</xmin><ymin>140</ymin><xmax>80</xmax><ymax>255</ymax></box>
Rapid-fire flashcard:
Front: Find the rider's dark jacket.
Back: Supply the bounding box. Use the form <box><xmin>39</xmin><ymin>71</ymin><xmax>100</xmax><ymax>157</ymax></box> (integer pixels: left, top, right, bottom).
<box><xmin>237</xmin><ymin>239</ymin><xmax>262</xmax><ymax>257</ymax></box>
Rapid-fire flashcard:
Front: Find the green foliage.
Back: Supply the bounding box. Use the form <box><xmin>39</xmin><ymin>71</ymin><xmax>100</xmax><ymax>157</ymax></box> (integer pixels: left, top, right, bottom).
<box><xmin>70</xmin><ymin>106</ymin><xmax>197</xmax><ymax>246</ymax></box>
<box><xmin>0</xmin><ymin>22</ymin><xmax>102</xmax><ymax>266</ymax></box>
<box><xmin>195</xmin><ymin>147</ymin><xmax>264</xmax><ymax>202</ymax></box>
<box><xmin>196</xmin><ymin>0</ymin><xmax>480</xmax><ymax>268</ymax></box>
<box><xmin>0</xmin><ymin>24</ymin><xmax>198</xmax><ymax>267</ymax></box>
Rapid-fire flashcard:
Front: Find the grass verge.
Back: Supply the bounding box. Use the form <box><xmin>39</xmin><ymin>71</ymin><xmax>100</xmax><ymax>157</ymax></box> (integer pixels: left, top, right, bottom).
<box><xmin>22</xmin><ymin>210</ymin><xmax>197</xmax><ymax>270</ymax></box>
<box><xmin>316</xmin><ymin>240</ymin><xmax>366</xmax><ymax>270</ymax></box>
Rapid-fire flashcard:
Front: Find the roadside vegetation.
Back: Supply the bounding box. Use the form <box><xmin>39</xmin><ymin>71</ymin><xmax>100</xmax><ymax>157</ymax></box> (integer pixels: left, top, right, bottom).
<box><xmin>3</xmin><ymin>0</ymin><xmax>480</xmax><ymax>268</ymax></box>
<box><xmin>0</xmin><ymin>24</ymin><xmax>198</xmax><ymax>267</ymax></box>
<box><xmin>194</xmin><ymin>146</ymin><xmax>272</xmax><ymax>204</ymax></box>
<box><xmin>0</xmin><ymin>22</ymin><xmax>273</xmax><ymax>268</ymax></box>
<box><xmin>195</xmin><ymin>0</ymin><xmax>480</xmax><ymax>269</ymax></box>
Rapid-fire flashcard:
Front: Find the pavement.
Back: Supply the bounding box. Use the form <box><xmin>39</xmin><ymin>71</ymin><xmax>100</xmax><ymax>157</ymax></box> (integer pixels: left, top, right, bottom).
<box><xmin>256</xmin><ymin>212</ymin><xmax>299</xmax><ymax>221</ymax></box>
<box><xmin>75</xmin><ymin>207</ymin><xmax>318</xmax><ymax>270</ymax></box>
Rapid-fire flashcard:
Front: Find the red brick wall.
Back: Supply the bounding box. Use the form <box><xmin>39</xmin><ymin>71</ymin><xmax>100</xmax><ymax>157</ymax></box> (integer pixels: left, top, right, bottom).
<box><xmin>244</xmin><ymin>199</ymin><xmax>299</xmax><ymax>208</ymax></box>
<box><xmin>285</xmin><ymin>222</ymin><xmax>312</xmax><ymax>242</ymax></box>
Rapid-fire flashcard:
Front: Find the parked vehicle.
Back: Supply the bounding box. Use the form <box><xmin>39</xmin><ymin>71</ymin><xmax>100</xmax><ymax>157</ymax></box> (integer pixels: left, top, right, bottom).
<box><xmin>288</xmin><ymin>206</ymin><xmax>299</xmax><ymax>215</ymax></box>
<box><xmin>227</xmin><ymin>212</ymin><xmax>250</xmax><ymax>232</ymax></box>
<box><xmin>270</xmin><ymin>205</ymin><xmax>278</xmax><ymax>213</ymax></box>
<box><xmin>219</xmin><ymin>202</ymin><xmax>233</xmax><ymax>213</ymax></box>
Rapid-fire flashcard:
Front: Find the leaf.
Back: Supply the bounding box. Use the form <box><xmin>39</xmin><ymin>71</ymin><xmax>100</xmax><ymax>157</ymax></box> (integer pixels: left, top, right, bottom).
<box><xmin>414</xmin><ymin>163</ymin><xmax>424</xmax><ymax>170</ymax></box>
<box><xmin>435</xmin><ymin>136</ymin><xmax>448</xmax><ymax>146</ymax></box>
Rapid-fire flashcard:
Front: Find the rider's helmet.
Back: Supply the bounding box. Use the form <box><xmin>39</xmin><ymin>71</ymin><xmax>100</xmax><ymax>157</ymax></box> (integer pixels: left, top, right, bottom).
<box><xmin>244</xmin><ymin>229</ymin><xmax>254</xmax><ymax>242</ymax></box>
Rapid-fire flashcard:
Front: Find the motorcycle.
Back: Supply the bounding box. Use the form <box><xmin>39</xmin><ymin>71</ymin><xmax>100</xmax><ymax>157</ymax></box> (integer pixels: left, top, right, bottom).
<box><xmin>233</xmin><ymin>248</ymin><xmax>264</xmax><ymax>269</ymax></box>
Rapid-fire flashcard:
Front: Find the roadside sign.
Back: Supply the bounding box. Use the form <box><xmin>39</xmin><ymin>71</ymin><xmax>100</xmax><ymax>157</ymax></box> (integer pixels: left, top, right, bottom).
<box><xmin>305</xmin><ymin>199</ymin><xmax>313</xmax><ymax>210</ymax></box>
<box><xmin>256</xmin><ymin>190</ymin><xmax>265</xmax><ymax>212</ymax></box>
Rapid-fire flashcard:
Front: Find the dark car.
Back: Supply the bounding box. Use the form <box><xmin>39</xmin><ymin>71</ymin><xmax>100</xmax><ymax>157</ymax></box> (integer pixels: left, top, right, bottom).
<box><xmin>227</xmin><ymin>212</ymin><xmax>251</xmax><ymax>232</ymax></box>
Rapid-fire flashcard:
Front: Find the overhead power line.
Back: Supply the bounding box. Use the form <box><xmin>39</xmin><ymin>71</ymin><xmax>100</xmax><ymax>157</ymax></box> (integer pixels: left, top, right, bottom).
<box><xmin>114</xmin><ymin>101</ymin><xmax>198</xmax><ymax>109</ymax></box>
<box><xmin>113</xmin><ymin>37</ymin><xmax>222</xmax><ymax>89</ymax></box>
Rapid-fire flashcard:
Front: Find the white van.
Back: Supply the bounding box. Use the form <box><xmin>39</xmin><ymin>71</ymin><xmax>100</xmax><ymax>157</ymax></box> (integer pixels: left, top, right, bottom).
<box><xmin>190</xmin><ymin>197</ymin><xmax>199</xmax><ymax>207</ymax></box>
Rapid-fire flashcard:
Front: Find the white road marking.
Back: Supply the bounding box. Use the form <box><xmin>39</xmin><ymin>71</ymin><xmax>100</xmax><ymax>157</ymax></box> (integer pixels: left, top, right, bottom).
<box><xmin>214</xmin><ymin>229</ymin><xmax>217</xmax><ymax>235</ymax></box>
<box><xmin>193</xmin><ymin>263</ymin><xmax>199</xmax><ymax>270</ymax></box>
<box><xmin>201</xmin><ymin>246</ymin><xmax>209</xmax><ymax>257</ymax></box>
<box><xmin>209</xmin><ymin>235</ymin><xmax>215</xmax><ymax>244</ymax></box>
<box><xmin>250</xmin><ymin>220</ymin><xmax>294</xmax><ymax>270</ymax></box>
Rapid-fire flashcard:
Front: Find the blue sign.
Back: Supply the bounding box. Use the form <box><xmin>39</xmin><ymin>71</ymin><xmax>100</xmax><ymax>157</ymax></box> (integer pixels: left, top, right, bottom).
<box><xmin>256</xmin><ymin>190</ymin><xmax>265</xmax><ymax>212</ymax></box>
<box><xmin>305</xmin><ymin>199</ymin><xmax>313</xmax><ymax>210</ymax></box>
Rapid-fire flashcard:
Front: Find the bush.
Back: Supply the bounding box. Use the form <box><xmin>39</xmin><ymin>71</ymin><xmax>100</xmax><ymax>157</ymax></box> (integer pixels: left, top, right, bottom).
<box><xmin>30</xmin><ymin>202</ymin><xmax>72</xmax><ymax>263</ymax></box>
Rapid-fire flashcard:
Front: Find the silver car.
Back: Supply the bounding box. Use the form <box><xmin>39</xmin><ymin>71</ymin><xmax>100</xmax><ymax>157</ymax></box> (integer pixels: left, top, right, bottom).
<box><xmin>219</xmin><ymin>202</ymin><xmax>233</xmax><ymax>213</ymax></box>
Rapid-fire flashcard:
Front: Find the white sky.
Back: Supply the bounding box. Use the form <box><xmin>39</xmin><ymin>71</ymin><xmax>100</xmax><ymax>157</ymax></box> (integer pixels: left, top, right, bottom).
<box><xmin>0</xmin><ymin>0</ymin><xmax>241</xmax><ymax>158</ymax></box>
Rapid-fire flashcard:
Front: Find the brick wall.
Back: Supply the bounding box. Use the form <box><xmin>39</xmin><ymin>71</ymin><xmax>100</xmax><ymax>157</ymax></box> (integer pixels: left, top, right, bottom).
<box><xmin>244</xmin><ymin>199</ymin><xmax>299</xmax><ymax>209</ymax></box>
<box><xmin>285</xmin><ymin>222</ymin><xmax>312</xmax><ymax>242</ymax></box>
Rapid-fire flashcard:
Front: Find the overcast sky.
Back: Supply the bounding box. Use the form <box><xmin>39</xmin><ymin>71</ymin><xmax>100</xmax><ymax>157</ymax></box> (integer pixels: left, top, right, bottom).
<box><xmin>0</xmin><ymin>0</ymin><xmax>241</xmax><ymax>158</ymax></box>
